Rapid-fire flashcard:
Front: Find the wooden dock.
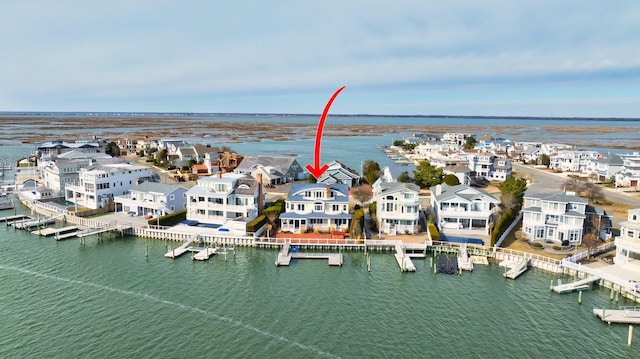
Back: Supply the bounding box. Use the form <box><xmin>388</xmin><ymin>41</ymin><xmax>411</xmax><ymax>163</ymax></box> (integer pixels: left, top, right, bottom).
<box><xmin>76</xmin><ymin>222</ymin><xmax>131</xmax><ymax>238</ymax></box>
<box><xmin>275</xmin><ymin>244</ymin><xmax>343</xmax><ymax>266</ymax></box>
<box><xmin>552</xmin><ymin>276</ymin><xmax>600</xmax><ymax>293</ymax></box>
<box><xmin>501</xmin><ymin>258</ymin><xmax>529</xmax><ymax>279</ymax></box>
<box><xmin>593</xmin><ymin>307</ymin><xmax>640</xmax><ymax>324</ymax></box>
<box><xmin>13</xmin><ymin>217</ymin><xmax>56</xmax><ymax>230</ymax></box>
<box><xmin>0</xmin><ymin>214</ymin><xmax>31</xmax><ymax>223</ymax></box>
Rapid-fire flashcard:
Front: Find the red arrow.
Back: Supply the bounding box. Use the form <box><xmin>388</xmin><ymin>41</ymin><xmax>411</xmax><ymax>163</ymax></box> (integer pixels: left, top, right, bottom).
<box><xmin>306</xmin><ymin>85</ymin><xmax>347</xmax><ymax>179</ymax></box>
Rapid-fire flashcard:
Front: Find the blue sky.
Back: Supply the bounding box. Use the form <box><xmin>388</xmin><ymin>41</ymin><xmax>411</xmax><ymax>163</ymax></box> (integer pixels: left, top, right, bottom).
<box><xmin>2</xmin><ymin>1</ymin><xmax>639</xmax><ymax>117</ymax></box>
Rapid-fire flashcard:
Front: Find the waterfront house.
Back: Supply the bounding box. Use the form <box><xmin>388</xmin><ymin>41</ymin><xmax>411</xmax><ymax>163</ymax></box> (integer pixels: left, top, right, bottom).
<box><xmin>36</xmin><ymin>140</ymin><xmax>101</xmax><ymax>162</ymax></box>
<box><xmin>279</xmin><ymin>183</ymin><xmax>351</xmax><ymax>234</ymax></box>
<box><xmin>114</xmin><ymin>182</ymin><xmax>188</xmax><ymax>218</ymax></box>
<box><xmin>488</xmin><ymin>158</ymin><xmax>512</xmax><ymax>181</ymax></box>
<box><xmin>234</xmin><ymin>156</ymin><xmax>304</xmax><ymax>185</ymax></box>
<box><xmin>442</xmin><ymin>132</ymin><xmax>475</xmax><ymax>147</ymax></box>
<box><xmin>64</xmin><ymin>163</ymin><xmax>155</xmax><ymax>210</ymax></box>
<box><xmin>430</xmin><ymin>184</ymin><xmax>500</xmax><ymax>234</ymax></box>
<box><xmin>442</xmin><ymin>163</ymin><xmax>472</xmax><ymax>185</ymax></box>
<box><xmin>315</xmin><ymin>161</ymin><xmax>361</xmax><ymax>187</ymax></box>
<box><xmin>373</xmin><ymin>182</ymin><xmax>421</xmax><ymax>235</ymax></box>
<box><xmin>184</xmin><ymin>173</ymin><xmax>263</xmax><ymax>234</ymax></box>
<box><xmin>614</xmin><ymin>208</ymin><xmax>640</xmax><ymax>271</ymax></box>
<box><xmin>521</xmin><ymin>191</ymin><xmax>587</xmax><ymax>245</ymax></box>
<box><xmin>41</xmin><ymin>158</ymin><xmax>125</xmax><ymax>197</ymax></box>
<box><xmin>615</xmin><ymin>153</ymin><xmax>640</xmax><ymax>189</ymax></box>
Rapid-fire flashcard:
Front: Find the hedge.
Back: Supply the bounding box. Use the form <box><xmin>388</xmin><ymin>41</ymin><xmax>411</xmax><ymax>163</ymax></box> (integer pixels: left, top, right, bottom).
<box><xmin>428</xmin><ymin>222</ymin><xmax>440</xmax><ymax>241</ymax></box>
<box><xmin>247</xmin><ymin>214</ymin><xmax>267</xmax><ymax>233</ymax></box>
<box><xmin>148</xmin><ymin>209</ymin><xmax>186</xmax><ymax>226</ymax></box>
<box><xmin>350</xmin><ymin>209</ymin><xmax>365</xmax><ymax>238</ymax></box>
<box><xmin>490</xmin><ymin>209</ymin><xmax>515</xmax><ymax>247</ymax></box>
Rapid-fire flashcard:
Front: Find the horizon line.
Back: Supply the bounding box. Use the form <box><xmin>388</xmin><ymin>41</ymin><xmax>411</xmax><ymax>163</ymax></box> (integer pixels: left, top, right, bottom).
<box><xmin>0</xmin><ymin>111</ymin><xmax>639</xmax><ymax>121</ymax></box>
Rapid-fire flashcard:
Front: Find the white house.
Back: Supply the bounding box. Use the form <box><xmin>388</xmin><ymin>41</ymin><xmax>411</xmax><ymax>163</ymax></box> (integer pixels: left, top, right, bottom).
<box><xmin>615</xmin><ymin>152</ymin><xmax>640</xmax><ymax>189</ymax></box>
<box><xmin>185</xmin><ymin>173</ymin><xmax>263</xmax><ymax>234</ymax></box>
<box><xmin>430</xmin><ymin>184</ymin><xmax>500</xmax><ymax>234</ymax></box>
<box><xmin>548</xmin><ymin>150</ymin><xmax>599</xmax><ymax>172</ymax></box>
<box><xmin>488</xmin><ymin>158</ymin><xmax>512</xmax><ymax>181</ymax></box>
<box><xmin>280</xmin><ymin>183</ymin><xmax>351</xmax><ymax>234</ymax></box>
<box><xmin>374</xmin><ymin>182</ymin><xmax>421</xmax><ymax>235</ymax></box>
<box><xmin>64</xmin><ymin>163</ymin><xmax>156</xmax><ymax>209</ymax></box>
<box><xmin>114</xmin><ymin>182</ymin><xmax>188</xmax><ymax>218</ymax></box>
<box><xmin>614</xmin><ymin>208</ymin><xmax>640</xmax><ymax>271</ymax></box>
<box><xmin>41</xmin><ymin>157</ymin><xmax>125</xmax><ymax>197</ymax></box>
<box><xmin>595</xmin><ymin>155</ymin><xmax>624</xmax><ymax>183</ymax></box>
<box><xmin>521</xmin><ymin>192</ymin><xmax>588</xmax><ymax>244</ymax></box>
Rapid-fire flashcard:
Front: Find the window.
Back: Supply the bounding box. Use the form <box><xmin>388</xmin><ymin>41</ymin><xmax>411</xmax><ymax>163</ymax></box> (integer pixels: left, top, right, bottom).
<box><xmin>314</xmin><ymin>203</ymin><xmax>323</xmax><ymax>211</ymax></box>
<box><xmin>332</xmin><ymin>204</ymin><xmax>340</xmax><ymax>212</ymax></box>
<box><xmin>297</xmin><ymin>204</ymin><xmax>305</xmax><ymax>211</ymax></box>
<box><xmin>170</xmin><ymin>194</ymin><xmax>175</xmax><ymax>200</ymax></box>
<box><xmin>535</xmin><ymin>228</ymin><xmax>544</xmax><ymax>239</ymax></box>
<box><xmin>404</xmin><ymin>193</ymin><xmax>414</xmax><ymax>200</ymax></box>
<box><xmin>629</xmin><ymin>230</ymin><xmax>635</xmax><ymax>239</ymax></box>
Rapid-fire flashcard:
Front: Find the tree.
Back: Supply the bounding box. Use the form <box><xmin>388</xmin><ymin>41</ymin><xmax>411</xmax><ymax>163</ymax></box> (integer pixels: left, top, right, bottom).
<box><xmin>499</xmin><ymin>176</ymin><xmax>527</xmax><ymax>212</ymax></box>
<box><xmin>362</xmin><ymin>160</ymin><xmax>380</xmax><ymax>185</ymax></box>
<box><xmin>540</xmin><ymin>154</ymin><xmax>551</xmax><ymax>167</ymax></box>
<box><xmin>351</xmin><ymin>184</ymin><xmax>373</xmax><ymax>205</ymax></box>
<box><xmin>106</xmin><ymin>142</ymin><xmax>121</xmax><ymax>157</ymax></box>
<box><xmin>561</xmin><ymin>177</ymin><xmax>588</xmax><ymax>194</ymax></box>
<box><xmin>464</xmin><ymin>136</ymin><xmax>477</xmax><ymax>149</ymax></box>
<box><xmin>442</xmin><ymin>174</ymin><xmax>460</xmax><ymax>186</ymax></box>
<box><xmin>413</xmin><ymin>161</ymin><xmax>443</xmax><ymax>189</ymax></box>
<box><xmin>397</xmin><ymin>171</ymin><xmax>411</xmax><ymax>183</ymax></box>
<box><xmin>584</xmin><ymin>182</ymin><xmax>604</xmax><ymax>203</ymax></box>
<box><xmin>155</xmin><ymin>148</ymin><xmax>168</xmax><ymax>166</ymax></box>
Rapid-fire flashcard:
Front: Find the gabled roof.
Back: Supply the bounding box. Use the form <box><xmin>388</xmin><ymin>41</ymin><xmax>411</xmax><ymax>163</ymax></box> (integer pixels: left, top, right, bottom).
<box><xmin>431</xmin><ymin>184</ymin><xmax>499</xmax><ymax>204</ymax></box>
<box><xmin>233</xmin><ymin>178</ymin><xmax>259</xmax><ymax>196</ymax></box>
<box><xmin>378</xmin><ymin>182</ymin><xmax>420</xmax><ymax>195</ymax></box>
<box><xmin>235</xmin><ymin>156</ymin><xmax>300</xmax><ymax>174</ymax></box>
<box><xmin>131</xmin><ymin>181</ymin><xmax>187</xmax><ymax>195</ymax></box>
<box><xmin>524</xmin><ymin>192</ymin><xmax>588</xmax><ymax>204</ymax></box>
<box><xmin>442</xmin><ymin>163</ymin><xmax>472</xmax><ymax>173</ymax></box>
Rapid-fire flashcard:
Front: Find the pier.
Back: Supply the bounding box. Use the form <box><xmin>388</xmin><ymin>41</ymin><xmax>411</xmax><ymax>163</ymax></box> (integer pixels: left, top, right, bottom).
<box><xmin>552</xmin><ymin>276</ymin><xmax>601</xmax><ymax>294</ymax></box>
<box><xmin>593</xmin><ymin>307</ymin><xmax>640</xmax><ymax>324</ymax></box>
<box><xmin>76</xmin><ymin>222</ymin><xmax>132</xmax><ymax>238</ymax></box>
<box><xmin>12</xmin><ymin>216</ymin><xmax>56</xmax><ymax>230</ymax></box>
<box><xmin>0</xmin><ymin>214</ymin><xmax>31</xmax><ymax>223</ymax></box>
<box><xmin>164</xmin><ymin>238</ymin><xmax>194</xmax><ymax>258</ymax></box>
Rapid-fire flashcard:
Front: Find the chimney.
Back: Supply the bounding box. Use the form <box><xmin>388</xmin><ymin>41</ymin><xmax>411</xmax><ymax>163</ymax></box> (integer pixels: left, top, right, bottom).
<box><xmin>326</xmin><ymin>183</ymin><xmax>331</xmax><ymax>199</ymax></box>
<box><xmin>216</xmin><ymin>171</ymin><xmax>222</xmax><ymax>179</ymax></box>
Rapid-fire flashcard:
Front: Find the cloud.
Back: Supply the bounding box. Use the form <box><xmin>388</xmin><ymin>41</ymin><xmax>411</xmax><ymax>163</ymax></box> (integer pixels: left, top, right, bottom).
<box><xmin>1</xmin><ymin>1</ymin><xmax>639</xmax><ymax>115</ymax></box>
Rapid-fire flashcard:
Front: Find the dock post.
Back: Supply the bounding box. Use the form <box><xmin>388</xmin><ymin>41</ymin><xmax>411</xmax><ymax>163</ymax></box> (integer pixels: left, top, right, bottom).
<box><xmin>430</xmin><ymin>257</ymin><xmax>433</xmax><ymax>269</ymax></box>
<box><xmin>145</xmin><ymin>244</ymin><xmax>148</xmax><ymax>258</ymax></box>
<box><xmin>610</xmin><ymin>287</ymin><xmax>615</xmax><ymax>300</ymax></box>
<box><xmin>578</xmin><ymin>291</ymin><xmax>582</xmax><ymax>304</ymax></box>
<box><xmin>628</xmin><ymin>325</ymin><xmax>634</xmax><ymax>347</ymax></box>
<box><xmin>367</xmin><ymin>254</ymin><xmax>371</xmax><ymax>272</ymax></box>
<box><xmin>550</xmin><ymin>279</ymin><xmax>553</xmax><ymax>290</ymax></box>
<box><xmin>615</xmin><ymin>290</ymin><xmax>620</xmax><ymax>303</ymax></box>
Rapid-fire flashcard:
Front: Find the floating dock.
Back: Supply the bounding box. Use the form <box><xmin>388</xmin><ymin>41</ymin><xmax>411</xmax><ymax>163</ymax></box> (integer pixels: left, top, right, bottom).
<box><xmin>12</xmin><ymin>217</ymin><xmax>56</xmax><ymax>230</ymax></box>
<box><xmin>193</xmin><ymin>247</ymin><xmax>217</xmax><ymax>261</ymax></box>
<box><xmin>593</xmin><ymin>307</ymin><xmax>640</xmax><ymax>324</ymax></box>
<box><xmin>275</xmin><ymin>244</ymin><xmax>343</xmax><ymax>266</ymax></box>
<box><xmin>394</xmin><ymin>243</ymin><xmax>416</xmax><ymax>272</ymax></box>
<box><xmin>457</xmin><ymin>245</ymin><xmax>473</xmax><ymax>271</ymax></box>
<box><xmin>31</xmin><ymin>226</ymin><xmax>79</xmax><ymax>238</ymax></box>
<box><xmin>552</xmin><ymin>276</ymin><xmax>600</xmax><ymax>293</ymax></box>
<box><xmin>165</xmin><ymin>239</ymin><xmax>194</xmax><ymax>258</ymax></box>
<box><xmin>501</xmin><ymin>258</ymin><xmax>529</xmax><ymax>279</ymax></box>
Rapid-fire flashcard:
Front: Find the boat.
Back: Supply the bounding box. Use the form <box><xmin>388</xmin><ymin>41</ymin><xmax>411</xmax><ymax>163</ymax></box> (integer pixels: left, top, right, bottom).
<box><xmin>0</xmin><ymin>192</ymin><xmax>14</xmax><ymax>210</ymax></box>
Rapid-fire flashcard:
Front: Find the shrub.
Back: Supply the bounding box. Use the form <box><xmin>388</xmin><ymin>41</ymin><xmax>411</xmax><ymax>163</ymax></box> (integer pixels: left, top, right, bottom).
<box><xmin>552</xmin><ymin>245</ymin><xmax>562</xmax><ymax>250</ymax></box>
<box><xmin>532</xmin><ymin>242</ymin><xmax>543</xmax><ymax>248</ymax></box>
<box><xmin>350</xmin><ymin>209</ymin><xmax>364</xmax><ymax>238</ymax></box>
<box><xmin>428</xmin><ymin>222</ymin><xmax>440</xmax><ymax>241</ymax></box>
<box><xmin>490</xmin><ymin>209</ymin><xmax>515</xmax><ymax>247</ymax></box>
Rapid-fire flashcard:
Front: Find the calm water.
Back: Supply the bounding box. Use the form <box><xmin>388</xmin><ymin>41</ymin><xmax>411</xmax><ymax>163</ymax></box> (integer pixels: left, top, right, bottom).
<box><xmin>0</xmin><ymin>211</ymin><xmax>638</xmax><ymax>358</ymax></box>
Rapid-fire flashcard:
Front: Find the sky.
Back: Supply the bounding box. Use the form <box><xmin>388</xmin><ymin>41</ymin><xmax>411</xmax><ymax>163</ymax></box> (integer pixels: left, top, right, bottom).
<box><xmin>2</xmin><ymin>1</ymin><xmax>640</xmax><ymax>117</ymax></box>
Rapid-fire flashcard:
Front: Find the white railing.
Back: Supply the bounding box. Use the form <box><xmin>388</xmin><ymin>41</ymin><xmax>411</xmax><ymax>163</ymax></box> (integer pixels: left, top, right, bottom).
<box><xmin>565</xmin><ymin>241</ymin><xmax>616</xmax><ymax>263</ymax></box>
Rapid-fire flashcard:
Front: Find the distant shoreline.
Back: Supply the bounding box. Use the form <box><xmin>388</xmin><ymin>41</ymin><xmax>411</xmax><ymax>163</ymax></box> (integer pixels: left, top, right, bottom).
<box><xmin>1</xmin><ymin>111</ymin><xmax>639</xmax><ymax>122</ymax></box>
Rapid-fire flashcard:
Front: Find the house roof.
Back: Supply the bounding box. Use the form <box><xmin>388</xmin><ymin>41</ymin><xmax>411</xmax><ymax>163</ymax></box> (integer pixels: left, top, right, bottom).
<box><xmin>524</xmin><ymin>192</ymin><xmax>588</xmax><ymax>204</ymax></box>
<box><xmin>287</xmin><ymin>183</ymin><xmax>349</xmax><ymax>202</ymax></box>
<box><xmin>132</xmin><ymin>181</ymin><xmax>187</xmax><ymax>195</ymax></box>
<box><xmin>442</xmin><ymin>163</ymin><xmax>472</xmax><ymax>173</ymax></box>
<box><xmin>235</xmin><ymin>156</ymin><xmax>300</xmax><ymax>175</ymax></box>
<box><xmin>378</xmin><ymin>182</ymin><xmax>420</xmax><ymax>195</ymax></box>
<box><xmin>233</xmin><ymin>178</ymin><xmax>259</xmax><ymax>196</ymax></box>
<box><xmin>431</xmin><ymin>184</ymin><xmax>499</xmax><ymax>203</ymax></box>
